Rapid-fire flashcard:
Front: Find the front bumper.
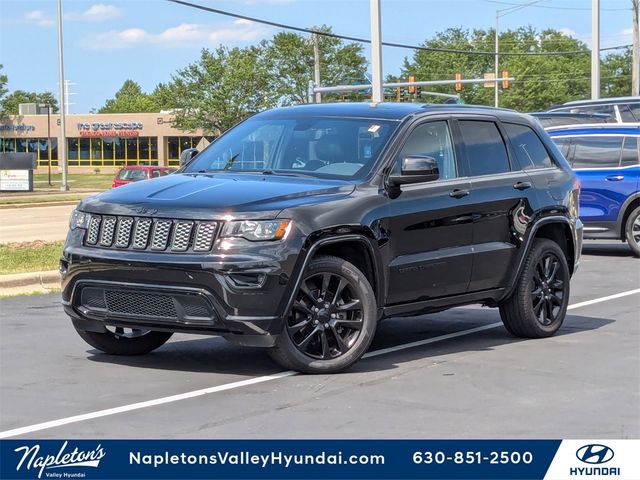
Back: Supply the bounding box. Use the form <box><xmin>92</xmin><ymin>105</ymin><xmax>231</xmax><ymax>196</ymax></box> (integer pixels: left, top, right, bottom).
<box><xmin>61</xmin><ymin>229</ymin><xmax>305</xmax><ymax>347</ymax></box>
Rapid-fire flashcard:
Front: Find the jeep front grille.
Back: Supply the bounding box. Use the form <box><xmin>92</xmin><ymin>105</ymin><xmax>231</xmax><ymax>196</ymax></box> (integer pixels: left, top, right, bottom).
<box><xmin>83</xmin><ymin>215</ymin><xmax>218</xmax><ymax>253</ymax></box>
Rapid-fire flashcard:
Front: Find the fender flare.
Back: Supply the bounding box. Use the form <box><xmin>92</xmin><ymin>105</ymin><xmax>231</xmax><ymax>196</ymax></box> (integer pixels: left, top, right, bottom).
<box><xmin>500</xmin><ymin>215</ymin><xmax>577</xmax><ymax>302</ymax></box>
<box><xmin>616</xmin><ymin>192</ymin><xmax>640</xmax><ymax>238</ymax></box>
<box><xmin>277</xmin><ymin>233</ymin><xmax>384</xmax><ymax>320</ymax></box>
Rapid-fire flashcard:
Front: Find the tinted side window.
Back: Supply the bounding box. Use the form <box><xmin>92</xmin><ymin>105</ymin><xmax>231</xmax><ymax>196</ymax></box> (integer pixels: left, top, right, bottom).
<box><xmin>571</xmin><ymin>136</ymin><xmax>623</xmax><ymax>169</ymax></box>
<box><xmin>504</xmin><ymin>123</ymin><xmax>553</xmax><ymax>170</ymax></box>
<box><xmin>395</xmin><ymin>121</ymin><xmax>457</xmax><ymax>180</ymax></box>
<box><xmin>458</xmin><ymin>120</ymin><xmax>510</xmax><ymax>176</ymax></box>
<box><xmin>621</xmin><ymin>136</ymin><xmax>639</xmax><ymax>167</ymax></box>
<box><xmin>628</xmin><ymin>103</ymin><xmax>640</xmax><ymax>121</ymax></box>
<box><xmin>618</xmin><ymin>105</ymin><xmax>636</xmax><ymax>122</ymax></box>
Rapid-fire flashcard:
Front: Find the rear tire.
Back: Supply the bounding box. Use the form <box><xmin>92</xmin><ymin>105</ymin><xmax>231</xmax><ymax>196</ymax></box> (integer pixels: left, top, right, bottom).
<box><xmin>268</xmin><ymin>255</ymin><xmax>377</xmax><ymax>374</ymax></box>
<box><xmin>499</xmin><ymin>239</ymin><xmax>570</xmax><ymax>338</ymax></box>
<box><xmin>75</xmin><ymin>325</ymin><xmax>173</xmax><ymax>355</ymax></box>
<box><xmin>624</xmin><ymin>206</ymin><xmax>640</xmax><ymax>258</ymax></box>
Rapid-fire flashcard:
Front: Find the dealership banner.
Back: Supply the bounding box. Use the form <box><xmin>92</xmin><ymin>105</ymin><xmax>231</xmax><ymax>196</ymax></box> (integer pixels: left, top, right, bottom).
<box><xmin>1</xmin><ymin>439</ymin><xmax>638</xmax><ymax>479</ymax></box>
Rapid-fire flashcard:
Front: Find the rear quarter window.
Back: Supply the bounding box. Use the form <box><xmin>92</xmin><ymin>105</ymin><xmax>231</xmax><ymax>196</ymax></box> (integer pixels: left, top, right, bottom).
<box><xmin>621</xmin><ymin>136</ymin><xmax>639</xmax><ymax>167</ymax></box>
<box><xmin>504</xmin><ymin>123</ymin><xmax>553</xmax><ymax>170</ymax></box>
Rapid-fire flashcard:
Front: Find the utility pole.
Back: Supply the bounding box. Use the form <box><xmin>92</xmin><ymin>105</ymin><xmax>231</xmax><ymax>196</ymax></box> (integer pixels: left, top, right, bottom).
<box><xmin>591</xmin><ymin>0</ymin><xmax>600</xmax><ymax>99</ymax></box>
<box><xmin>633</xmin><ymin>0</ymin><xmax>639</xmax><ymax>96</ymax></box>
<box><xmin>369</xmin><ymin>0</ymin><xmax>383</xmax><ymax>103</ymax></box>
<box><xmin>312</xmin><ymin>32</ymin><xmax>322</xmax><ymax>103</ymax></box>
<box><xmin>56</xmin><ymin>0</ymin><xmax>68</xmax><ymax>191</ymax></box>
<box><xmin>495</xmin><ymin>12</ymin><xmax>499</xmax><ymax>107</ymax></box>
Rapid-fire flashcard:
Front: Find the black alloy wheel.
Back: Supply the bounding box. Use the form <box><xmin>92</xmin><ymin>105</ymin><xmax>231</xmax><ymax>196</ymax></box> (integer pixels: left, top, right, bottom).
<box><xmin>287</xmin><ymin>271</ymin><xmax>364</xmax><ymax>360</ymax></box>
<box><xmin>625</xmin><ymin>207</ymin><xmax>640</xmax><ymax>257</ymax></box>
<box><xmin>530</xmin><ymin>252</ymin><xmax>566</xmax><ymax>326</ymax></box>
<box><xmin>268</xmin><ymin>255</ymin><xmax>377</xmax><ymax>374</ymax></box>
<box><xmin>499</xmin><ymin>238</ymin><xmax>570</xmax><ymax>338</ymax></box>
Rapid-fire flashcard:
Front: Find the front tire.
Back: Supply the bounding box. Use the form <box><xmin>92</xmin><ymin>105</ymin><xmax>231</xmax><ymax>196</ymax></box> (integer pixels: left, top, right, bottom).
<box><xmin>268</xmin><ymin>255</ymin><xmax>377</xmax><ymax>374</ymax></box>
<box><xmin>75</xmin><ymin>325</ymin><xmax>173</xmax><ymax>355</ymax></box>
<box><xmin>624</xmin><ymin>206</ymin><xmax>640</xmax><ymax>258</ymax></box>
<box><xmin>499</xmin><ymin>239</ymin><xmax>570</xmax><ymax>338</ymax></box>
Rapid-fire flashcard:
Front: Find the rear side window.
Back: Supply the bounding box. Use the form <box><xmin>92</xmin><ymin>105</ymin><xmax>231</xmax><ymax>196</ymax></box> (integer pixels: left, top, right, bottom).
<box><xmin>458</xmin><ymin>120</ymin><xmax>510</xmax><ymax>176</ymax></box>
<box><xmin>628</xmin><ymin>103</ymin><xmax>640</xmax><ymax>121</ymax></box>
<box><xmin>571</xmin><ymin>136</ymin><xmax>623</xmax><ymax>169</ymax></box>
<box><xmin>621</xmin><ymin>137</ymin><xmax>639</xmax><ymax>167</ymax></box>
<box><xmin>504</xmin><ymin>123</ymin><xmax>553</xmax><ymax>170</ymax></box>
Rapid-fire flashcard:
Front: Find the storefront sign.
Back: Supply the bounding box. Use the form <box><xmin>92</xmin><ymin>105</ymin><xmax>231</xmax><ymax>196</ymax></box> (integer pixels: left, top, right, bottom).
<box><xmin>0</xmin><ymin>170</ymin><xmax>30</xmax><ymax>191</ymax></box>
<box><xmin>76</xmin><ymin>122</ymin><xmax>143</xmax><ymax>138</ymax></box>
<box><xmin>0</xmin><ymin>124</ymin><xmax>36</xmax><ymax>132</ymax></box>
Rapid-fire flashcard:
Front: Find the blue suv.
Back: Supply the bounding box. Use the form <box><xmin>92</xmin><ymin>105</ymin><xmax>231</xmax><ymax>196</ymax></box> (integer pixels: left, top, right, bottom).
<box><xmin>547</xmin><ymin>124</ymin><xmax>640</xmax><ymax>256</ymax></box>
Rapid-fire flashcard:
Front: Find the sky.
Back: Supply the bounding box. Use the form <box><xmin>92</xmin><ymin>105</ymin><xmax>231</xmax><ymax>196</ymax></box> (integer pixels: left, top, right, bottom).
<box><xmin>0</xmin><ymin>0</ymin><xmax>635</xmax><ymax>113</ymax></box>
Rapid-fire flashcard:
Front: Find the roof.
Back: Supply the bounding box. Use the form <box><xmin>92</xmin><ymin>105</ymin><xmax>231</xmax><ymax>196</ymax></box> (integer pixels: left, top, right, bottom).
<box><xmin>255</xmin><ymin>102</ymin><xmax>518</xmax><ymax>121</ymax></box>
<box><xmin>546</xmin><ymin>123</ymin><xmax>640</xmax><ymax>135</ymax></box>
<box><xmin>560</xmin><ymin>96</ymin><xmax>640</xmax><ymax>107</ymax></box>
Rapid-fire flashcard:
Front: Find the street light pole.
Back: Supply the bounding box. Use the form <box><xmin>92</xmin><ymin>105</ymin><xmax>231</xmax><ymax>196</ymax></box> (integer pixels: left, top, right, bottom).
<box><xmin>369</xmin><ymin>0</ymin><xmax>383</xmax><ymax>103</ymax></box>
<box><xmin>312</xmin><ymin>32</ymin><xmax>322</xmax><ymax>103</ymax></box>
<box><xmin>591</xmin><ymin>0</ymin><xmax>600</xmax><ymax>99</ymax></box>
<box><xmin>46</xmin><ymin>105</ymin><xmax>52</xmax><ymax>186</ymax></box>
<box><xmin>56</xmin><ymin>0</ymin><xmax>69</xmax><ymax>191</ymax></box>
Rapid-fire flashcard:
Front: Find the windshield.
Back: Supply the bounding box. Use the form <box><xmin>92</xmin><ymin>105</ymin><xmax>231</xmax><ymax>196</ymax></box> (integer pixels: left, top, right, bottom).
<box><xmin>184</xmin><ymin>116</ymin><xmax>398</xmax><ymax>179</ymax></box>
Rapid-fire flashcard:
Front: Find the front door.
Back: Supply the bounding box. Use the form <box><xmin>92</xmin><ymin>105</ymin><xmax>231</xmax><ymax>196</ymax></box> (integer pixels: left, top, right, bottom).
<box><xmin>384</xmin><ymin>119</ymin><xmax>474</xmax><ymax>305</ymax></box>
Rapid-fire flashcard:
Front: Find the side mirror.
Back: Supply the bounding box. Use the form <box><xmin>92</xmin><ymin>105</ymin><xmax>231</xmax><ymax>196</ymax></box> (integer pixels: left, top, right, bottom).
<box><xmin>180</xmin><ymin>148</ymin><xmax>199</xmax><ymax>166</ymax></box>
<box><xmin>389</xmin><ymin>155</ymin><xmax>439</xmax><ymax>186</ymax></box>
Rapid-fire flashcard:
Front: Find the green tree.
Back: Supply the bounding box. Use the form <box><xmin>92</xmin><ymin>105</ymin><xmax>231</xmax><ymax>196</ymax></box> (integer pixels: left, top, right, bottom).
<box><xmin>0</xmin><ymin>90</ymin><xmax>59</xmax><ymax>116</ymax></box>
<box><xmin>168</xmin><ymin>46</ymin><xmax>277</xmax><ymax>134</ymax></box>
<box><xmin>401</xmin><ymin>27</ymin><xmax>592</xmax><ymax>111</ymax></box>
<box><xmin>0</xmin><ymin>65</ymin><xmax>8</xmax><ymax>104</ymax></box>
<box><xmin>601</xmin><ymin>47</ymin><xmax>633</xmax><ymax>97</ymax></box>
<box><xmin>265</xmin><ymin>26</ymin><xmax>368</xmax><ymax>104</ymax></box>
<box><xmin>99</xmin><ymin>79</ymin><xmax>159</xmax><ymax>113</ymax></box>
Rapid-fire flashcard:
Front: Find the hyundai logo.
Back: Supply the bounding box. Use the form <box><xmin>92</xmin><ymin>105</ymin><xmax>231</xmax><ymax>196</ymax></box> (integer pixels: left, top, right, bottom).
<box><xmin>576</xmin><ymin>444</ymin><xmax>614</xmax><ymax>464</ymax></box>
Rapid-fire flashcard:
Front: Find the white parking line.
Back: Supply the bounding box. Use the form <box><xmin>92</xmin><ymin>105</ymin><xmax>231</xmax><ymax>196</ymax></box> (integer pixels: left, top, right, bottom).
<box><xmin>1</xmin><ymin>288</ymin><xmax>638</xmax><ymax>439</ymax></box>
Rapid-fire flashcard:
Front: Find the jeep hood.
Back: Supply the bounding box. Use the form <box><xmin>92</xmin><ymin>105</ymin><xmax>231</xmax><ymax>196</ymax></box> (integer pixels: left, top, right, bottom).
<box><xmin>79</xmin><ymin>172</ymin><xmax>356</xmax><ymax>219</ymax></box>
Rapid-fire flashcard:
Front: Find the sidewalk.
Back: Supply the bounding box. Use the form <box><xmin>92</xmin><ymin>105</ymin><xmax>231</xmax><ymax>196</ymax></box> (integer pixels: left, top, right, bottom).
<box><xmin>0</xmin><ymin>270</ymin><xmax>61</xmax><ymax>296</ymax></box>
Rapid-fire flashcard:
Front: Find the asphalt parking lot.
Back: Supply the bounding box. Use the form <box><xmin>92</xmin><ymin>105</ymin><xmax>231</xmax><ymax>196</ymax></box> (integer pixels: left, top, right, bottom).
<box><xmin>1</xmin><ymin>241</ymin><xmax>638</xmax><ymax>440</ymax></box>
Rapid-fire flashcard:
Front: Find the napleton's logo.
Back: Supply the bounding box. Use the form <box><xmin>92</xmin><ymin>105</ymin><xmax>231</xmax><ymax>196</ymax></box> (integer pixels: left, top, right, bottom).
<box><xmin>576</xmin><ymin>444</ymin><xmax>615</xmax><ymax>465</ymax></box>
<box><xmin>14</xmin><ymin>441</ymin><xmax>106</xmax><ymax>478</ymax></box>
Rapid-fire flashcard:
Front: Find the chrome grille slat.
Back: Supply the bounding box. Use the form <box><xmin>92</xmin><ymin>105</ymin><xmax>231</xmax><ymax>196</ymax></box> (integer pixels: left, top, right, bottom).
<box><xmin>132</xmin><ymin>218</ymin><xmax>152</xmax><ymax>249</ymax></box>
<box><xmin>115</xmin><ymin>217</ymin><xmax>134</xmax><ymax>248</ymax></box>
<box><xmin>84</xmin><ymin>215</ymin><xmax>217</xmax><ymax>253</ymax></box>
<box><xmin>193</xmin><ymin>222</ymin><xmax>217</xmax><ymax>252</ymax></box>
<box><xmin>86</xmin><ymin>216</ymin><xmax>101</xmax><ymax>245</ymax></box>
<box><xmin>151</xmin><ymin>220</ymin><xmax>172</xmax><ymax>251</ymax></box>
<box><xmin>171</xmin><ymin>221</ymin><xmax>194</xmax><ymax>252</ymax></box>
<box><xmin>100</xmin><ymin>217</ymin><xmax>117</xmax><ymax>246</ymax></box>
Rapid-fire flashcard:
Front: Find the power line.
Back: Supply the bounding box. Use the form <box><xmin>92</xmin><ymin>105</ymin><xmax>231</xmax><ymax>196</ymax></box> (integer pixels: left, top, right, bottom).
<box><xmin>166</xmin><ymin>0</ymin><xmax>628</xmax><ymax>56</ymax></box>
<box><xmin>482</xmin><ymin>0</ymin><xmax>630</xmax><ymax>11</ymax></box>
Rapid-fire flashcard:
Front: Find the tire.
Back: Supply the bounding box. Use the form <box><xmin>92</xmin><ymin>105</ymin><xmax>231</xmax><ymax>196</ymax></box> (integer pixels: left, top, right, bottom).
<box><xmin>624</xmin><ymin>206</ymin><xmax>640</xmax><ymax>258</ymax></box>
<box><xmin>74</xmin><ymin>325</ymin><xmax>173</xmax><ymax>355</ymax></box>
<box><xmin>499</xmin><ymin>238</ymin><xmax>570</xmax><ymax>338</ymax></box>
<box><xmin>268</xmin><ymin>255</ymin><xmax>377</xmax><ymax>374</ymax></box>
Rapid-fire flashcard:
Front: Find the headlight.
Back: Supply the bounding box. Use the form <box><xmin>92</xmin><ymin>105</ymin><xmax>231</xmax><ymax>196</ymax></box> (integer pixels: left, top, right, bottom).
<box><xmin>69</xmin><ymin>209</ymin><xmax>90</xmax><ymax>230</ymax></box>
<box><xmin>221</xmin><ymin>220</ymin><xmax>291</xmax><ymax>241</ymax></box>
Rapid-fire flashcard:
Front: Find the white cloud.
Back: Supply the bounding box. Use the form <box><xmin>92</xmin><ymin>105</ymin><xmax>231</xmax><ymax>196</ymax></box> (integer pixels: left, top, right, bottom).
<box><xmin>81</xmin><ymin>4</ymin><xmax>123</xmax><ymax>22</ymax></box>
<box><xmin>558</xmin><ymin>27</ymin><xmax>577</xmax><ymax>38</ymax></box>
<box><xmin>82</xmin><ymin>20</ymin><xmax>271</xmax><ymax>50</ymax></box>
<box><xmin>24</xmin><ymin>10</ymin><xmax>54</xmax><ymax>27</ymax></box>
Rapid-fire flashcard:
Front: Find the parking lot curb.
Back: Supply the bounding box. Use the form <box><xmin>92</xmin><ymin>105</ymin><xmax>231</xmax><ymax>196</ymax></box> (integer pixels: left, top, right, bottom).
<box><xmin>0</xmin><ymin>270</ymin><xmax>61</xmax><ymax>289</ymax></box>
<box><xmin>0</xmin><ymin>200</ymin><xmax>82</xmax><ymax>210</ymax></box>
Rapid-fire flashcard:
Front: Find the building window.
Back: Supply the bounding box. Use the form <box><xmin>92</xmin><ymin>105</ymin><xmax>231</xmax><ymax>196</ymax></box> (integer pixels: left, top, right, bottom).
<box><xmin>166</xmin><ymin>136</ymin><xmax>215</xmax><ymax>166</ymax></box>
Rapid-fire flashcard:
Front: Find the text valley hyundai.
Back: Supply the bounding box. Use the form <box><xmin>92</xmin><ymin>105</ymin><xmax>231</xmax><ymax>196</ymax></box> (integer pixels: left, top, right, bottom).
<box><xmin>62</xmin><ymin>103</ymin><xmax>582</xmax><ymax>373</ymax></box>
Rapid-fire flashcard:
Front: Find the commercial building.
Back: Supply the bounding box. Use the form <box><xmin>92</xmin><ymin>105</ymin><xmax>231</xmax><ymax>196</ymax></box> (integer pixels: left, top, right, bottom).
<box><xmin>0</xmin><ymin>112</ymin><xmax>214</xmax><ymax>173</ymax></box>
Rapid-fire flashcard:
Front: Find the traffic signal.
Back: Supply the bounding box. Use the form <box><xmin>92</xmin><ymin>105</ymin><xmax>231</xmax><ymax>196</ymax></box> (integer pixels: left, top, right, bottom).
<box><xmin>502</xmin><ymin>70</ymin><xmax>509</xmax><ymax>89</ymax></box>
<box><xmin>416</xmin><ymin>85</ymin><xmax>421</xmax><ymax>97</ymax></box>
<box><xmin>455</xmin><ymin>72</ymin><xmax>462</xmax><ymax>91</ymax></box>
<box><xmin>408</xmin><ymin>75</ymin><xmax>416</xmax><ymax>94</ymax></box>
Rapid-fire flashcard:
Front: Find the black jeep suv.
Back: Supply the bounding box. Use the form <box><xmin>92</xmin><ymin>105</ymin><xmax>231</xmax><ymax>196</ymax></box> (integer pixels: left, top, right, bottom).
<box><xmin>62</xmin><ymin>103</ymin><xmax>583</xmax><ymax>373</ymax></box>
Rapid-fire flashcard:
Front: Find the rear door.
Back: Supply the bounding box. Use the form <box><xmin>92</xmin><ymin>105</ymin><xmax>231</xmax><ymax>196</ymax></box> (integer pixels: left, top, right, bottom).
<box><xmin>565</xmin><ymin>135</ymin><xmax>627</xmax><ymax>226</ymax></box>
<box><xmin>455</xmin><ymin>118</ymin><xmax>538</xmax><ymax>292</ymax></box>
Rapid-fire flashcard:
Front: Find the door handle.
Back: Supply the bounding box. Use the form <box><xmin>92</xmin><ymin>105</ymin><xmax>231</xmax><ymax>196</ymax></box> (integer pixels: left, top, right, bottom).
<box><xmin>513</xmin><ymin>181</ymin><xmax>532</xmax><ymax>190</ymax></box>
<box><xmin>605</xmin><ymin>175</ymin><xmax>624</xmax><ymax>181</ymax></box>
<box><xmin>449</xmin><ymin>189</ymin><xmax>470</xmax><ymax>199</ymax></box>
